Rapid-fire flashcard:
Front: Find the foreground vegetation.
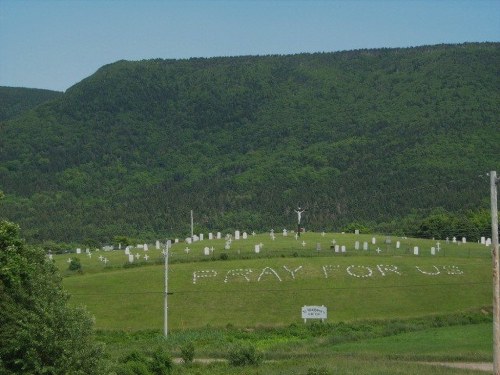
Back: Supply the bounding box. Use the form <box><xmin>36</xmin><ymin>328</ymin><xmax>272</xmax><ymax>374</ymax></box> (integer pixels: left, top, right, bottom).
<box><xmin>95</xmin><ymin>315</ymin><xmax>492</xmax><ymax>374</ymax></box>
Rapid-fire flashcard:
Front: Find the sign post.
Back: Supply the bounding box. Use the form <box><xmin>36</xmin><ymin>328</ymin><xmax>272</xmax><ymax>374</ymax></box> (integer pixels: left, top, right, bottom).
<box><xmin>301</xmin><ymin>305</ymin><xmax>327</xmax><ymax>323</ymax></box>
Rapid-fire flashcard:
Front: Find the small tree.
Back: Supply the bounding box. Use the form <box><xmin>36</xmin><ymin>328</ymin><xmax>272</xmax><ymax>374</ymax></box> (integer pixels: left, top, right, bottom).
<box><xmin>0</xmin><ymin>220</ymin><xmax>104</xmax><ymax>374</ymax></box>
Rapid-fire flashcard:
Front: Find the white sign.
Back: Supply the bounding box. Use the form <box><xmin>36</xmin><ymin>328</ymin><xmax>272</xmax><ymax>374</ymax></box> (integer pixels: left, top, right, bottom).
<box><xmin>301</xmin><ymin>305</ymin><xmax>327</xmax><ymax>322</ymax></box>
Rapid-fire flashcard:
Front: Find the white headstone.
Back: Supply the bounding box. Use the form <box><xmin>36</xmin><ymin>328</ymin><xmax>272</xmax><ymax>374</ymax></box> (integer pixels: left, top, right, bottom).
<box><xmin>193</xmin><ymin>235</ymin><xmax>199</xmax><ymax>242</ymax></box>
<box><xmin>224</xmin><ymin>243</ymin><xmax>230</xmax><ymax>250</ymax></box>
<box><xmin>283</xmin><ymin>229</ymin><xmax>288</xmax><ymax>236</ymax></box>
<box><xmin>76</xmin><ymin>248</ymin><xmax>81</xmax><ymax>254</ymax></box>
<box><xmin>341</xmin><ymin>245</ymin><xmax>346</xmax><ymax>253</ymax></box>
<box><xmin>462</xmin><ymin>237</ymin><xmax>466</xmax><ymax>244</ymax></box>
<box><xmin>371</xmin><ymin>237</ymin><xmax>376</xmax><ymax>245</ymax></box>
<box><xmin>184</xmin><ymin>247</ymin><xmax>190</xmax><ymax>254</ymax></box>
<box><xmin>186</xmin><ymin>237</ymin><xmax>192</xmax><ymax>244</ymax></box>
<box><xmin>396</xmin><ymin>241</ymin><xmax>400</xmax><ymax>249</ymax></box>
<box><xmin>234</xmin><ymin>230</ymin><xmax>240</xmax><ymax>240</ymax></box>
<box><xmin>128</xmin><ymin>254</ymin><xmax>134</xmax><ymax>263</ymax></box>
<box><xmin>86</xmin><ymin>248</ymin><xmax>90</xmax><ymax>254</ymax></box>
<box><xmin>217</xmin><ymin>232</ymin><xmax>222</xmax><ymax>239</ymax></box>
<box><xmin>119</xmin><ymin>243</ymin><xmax>122</xmax><ymax>250</ymax></box>
<box><xmin>175</xmin><ymin>238</ymin><xmax>179</xmax><ymax>243</ymax></box>
<box><xmin>316</xmin><ymin>243</ymin><xmax>321</xmax><ymax>251</ymax></box>
<box><xmin>481</xmin><ymin>236</ymin><xmax>486</xmax><ymax>244</ymax></box>
<box><xmin>242</xmin><ymin>232</ymin><xmax>248</xmax><ymax>239</ymax></box>
<box><xmin>144</xmin><ymin>244</ymin><xmax>148</xmax><ymax>251</ymax></box>
<box><xmin>355</xmin><ymin>229</ymin><xmax>360</xmax><ymax>235</ymax></box>
<box><xmin>486</xmin><ymin>238</ymin><xmax>492</xmax><ymax>246</ymax></box>
<box><xmin>254</xmin><ymin>244</ymin><xmax>260</xmax><ymax>253</ymax></box>
<box><xmin>209</xmin><ymin>233</ymin><xmax>213</xmax><ymax>240</ymax></box>
<box><xmin>295</xmin><ymin>233</ymin><xmax>299</xmax><ymax>240</ymax></box>
<box><xmin>335</xmin><ymin>245</ymin><xmax>340</xmax><ymax>253</ymax></box>
<box><xmin>135</xmin><ymin>253</ymin><xmax>141</xmax><ymax>259</ymax></box>
<box><xmin>302</xmin><ymin>241</ymin><xmax>306</xmax><ymax>247</ymax></box>
<box><xmin>355</xmin><ymin>241</ymin><xmax>360</xmax><ymax>250</ymax></box>
<box><xmin>137</xmin><ymin>244</ymin><xmax>144</xmax><ymax>249</ymax></box>
<box><xmin>413</xmin><ymin>246</ymin><xmax>419</xmax><ymax>255</ymax></box>
<box><xmin>156</xmin><ymin>240</ymin><xmax>160</xmax><ymax>249</ymax></box>
<box><xmin>204</xmin><ymin>247</ymin><xmax>210</xmax><ymax>256</ymax></box>
<box><xmin>200</xmin><ymin>233</ymin><xmax>204</xmax><ymax>241</ymax></box>
<box><xmin>48</xmin><ymin>254</ymin><xmax>53</xmax><ymax>260</ymax></box>
<box><xmin>431</xmin><ymin>247</ymin><xmax>436</xmax><ymax>255</ymax></box>
<box><xmin>125</xmin><ymin>248</ymin><xmax>130</xmax><ymax>255</ymax></box>
<box><xmin>144</xmin><ymin>254</ymin><xmax>149</xmax><ymax>261</ymax></box>
<box><xmin>452</xmin><ymin>236</ymin><xmax>457</xmax><ymax>243</ymax></box>
<box><xmin>363</xmin><ymin>242</ymin><xmax>368</xmax><ymax>251</ymax></box>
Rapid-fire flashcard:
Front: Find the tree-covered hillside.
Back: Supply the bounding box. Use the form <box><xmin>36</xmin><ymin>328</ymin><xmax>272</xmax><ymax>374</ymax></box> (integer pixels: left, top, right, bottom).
<box><xmin>0</xmin><ymin>43</ymin><xmax>498</xmax><ymax>243</ymax></box>
<box><xmin>0</xmin><ymin>87</ymin><xmax>62</xmax><ymax>121</ymax></box>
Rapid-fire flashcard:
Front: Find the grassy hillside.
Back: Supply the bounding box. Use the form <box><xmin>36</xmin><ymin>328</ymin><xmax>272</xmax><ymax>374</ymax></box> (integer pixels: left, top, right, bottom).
<box><xmin>55</xmin><ymin>232</ymin><xmax>494</xmax><ymax>373</ymax></box>
<box><xmin>57</xmin><ymin>232</ymin><xmax>491</xmax><ymax>330</ymax></box>
<box><xmin>0</xmin><ymin>43</ymin><xmax>499</xmax><ymax>243</ymax></box>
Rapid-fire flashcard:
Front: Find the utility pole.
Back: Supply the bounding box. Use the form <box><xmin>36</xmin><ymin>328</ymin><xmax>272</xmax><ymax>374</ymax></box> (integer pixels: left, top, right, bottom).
<box><xmin>164</xmin><ymin>240</ymin><xmax>171</xmax><ymax>338</ymax></box>
<box><xmin>491</xmin><ymin>171</ymin><xmax>499</xmax><ymax>375</ymax></box>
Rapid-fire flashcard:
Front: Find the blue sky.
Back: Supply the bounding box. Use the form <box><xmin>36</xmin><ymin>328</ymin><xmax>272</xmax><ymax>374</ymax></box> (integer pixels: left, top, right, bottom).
<box><xmin>1</xmin><ymin>0</ymin><xmax>499</xmax><ymax>91</ymax></box>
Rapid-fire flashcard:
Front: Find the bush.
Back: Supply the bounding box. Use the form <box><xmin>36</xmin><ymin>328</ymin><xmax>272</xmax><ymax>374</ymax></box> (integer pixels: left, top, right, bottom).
<box><xmin>68</xmin><ymin>257</ymin><xmax>82</xmax><ymax>271</ymax></box>
<box><xmin>117</xmin><ymin>349</ymin><xmax>172</xmax><ymax>375</ymax></box>
<box><xmin>180</xmin><ymin>342</ymin><xmax>195</xmax><ymax>364</ymax></box>
<box><xmin>227</xmin><ymin>343</ymin><xmax>263</xmax><ymax>366</ymax></box>
<box><xmin>150</xmin><ymin>347</ymin><xmax>173</xmax><ymax>375</ymax></box>
<box><xmin>219</xmin><ymin>253</ymin><xmax>229</xmax><ymax>260</ymax></box>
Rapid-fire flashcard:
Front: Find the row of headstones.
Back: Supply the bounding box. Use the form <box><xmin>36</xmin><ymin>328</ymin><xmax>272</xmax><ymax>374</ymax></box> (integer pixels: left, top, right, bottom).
<box><xmin>185</xmin><ymin>230</ymin><xmax>256</xmax><ymax>244</ymax></box>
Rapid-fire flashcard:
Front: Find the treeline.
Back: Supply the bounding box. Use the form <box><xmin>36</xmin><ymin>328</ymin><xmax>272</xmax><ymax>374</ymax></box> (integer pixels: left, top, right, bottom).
<box><xmin>0</xmin><ymin>43</ymin><xmax>499</xmax><ymax>243</ymax></box>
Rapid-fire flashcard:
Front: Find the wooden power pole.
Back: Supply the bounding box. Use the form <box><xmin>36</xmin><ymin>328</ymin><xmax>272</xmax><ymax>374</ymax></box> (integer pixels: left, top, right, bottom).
<box><xmin>491</xmin><ymin>171</ymin><xmax>499</xmax><ymax>375</ymax></box>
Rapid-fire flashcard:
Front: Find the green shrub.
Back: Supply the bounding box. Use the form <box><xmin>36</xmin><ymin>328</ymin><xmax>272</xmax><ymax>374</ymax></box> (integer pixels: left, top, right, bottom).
<box><xmin>180</xmin><ymin>342</ymin><xmax>195</xmax><ymax>364</ymax></box>
<box><xmin>150</xmin><ymin>347</ymin><xmax>173</xmax><ymax>375</ymax></box>
<box><xmin>227</xmin><ymin>343</ymin><xmax>263</xmax><ymax>366</ymax></box>
<box><xmin>219</xmin><ymin>253</ymin><xmax>229</xmax><ymax>260</ymax></box>
<box><xmin>68</xmin><ymin>257</ymin><xmax>82</xmax><ymax>271</ymax></box>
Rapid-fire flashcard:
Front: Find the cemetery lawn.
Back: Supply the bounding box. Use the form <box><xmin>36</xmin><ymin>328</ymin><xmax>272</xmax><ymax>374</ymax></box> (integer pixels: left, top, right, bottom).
<box><xmin>58</xmin><ymin>233</ymin><xmax>493</xmax><ymax>372</ymax></box>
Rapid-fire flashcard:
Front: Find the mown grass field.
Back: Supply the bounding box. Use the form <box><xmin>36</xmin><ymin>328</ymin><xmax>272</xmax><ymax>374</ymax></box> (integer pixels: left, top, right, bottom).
<box><xmin>57</xmin><ymin>232</ymin><xmax>491</xmax><ymax>330</ymax></box>
<box><xmin>53</xmin><ymin>232</ymin><xmax>494</xmax><ymax>373</ymax></box>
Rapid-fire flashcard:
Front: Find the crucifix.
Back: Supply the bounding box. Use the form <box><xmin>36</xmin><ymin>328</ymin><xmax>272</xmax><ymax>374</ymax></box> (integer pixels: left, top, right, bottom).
<box><xmin>294</xmin><ymin>206</ymin><xmax>305</xmax><ymax>236</ymax></box>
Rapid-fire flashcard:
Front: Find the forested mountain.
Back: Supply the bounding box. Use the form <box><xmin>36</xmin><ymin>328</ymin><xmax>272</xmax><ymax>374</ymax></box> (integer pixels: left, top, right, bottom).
<box><xmin>0</xmin><ymin>87</ymin><xmax>62</xmax><ymax>121</ymax></box>
<box><xmin>0</xmin><ymin>43</ymin><xmax>499</xmax><ymax>244</ymax></box>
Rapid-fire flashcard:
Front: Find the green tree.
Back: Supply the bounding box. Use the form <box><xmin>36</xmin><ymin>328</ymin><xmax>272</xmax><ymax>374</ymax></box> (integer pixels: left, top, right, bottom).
<box><xmin>0</xmin><ymin>220</ymin><xmax>104</xmax><ymax>374</ymax></box>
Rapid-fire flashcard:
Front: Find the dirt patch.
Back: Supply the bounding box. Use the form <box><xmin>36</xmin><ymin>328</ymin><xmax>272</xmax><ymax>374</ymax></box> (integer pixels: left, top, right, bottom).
<box><xmin>419</xmin><ymin>362</ymin><xmax>492</xmax><ymax>372</ymax></box>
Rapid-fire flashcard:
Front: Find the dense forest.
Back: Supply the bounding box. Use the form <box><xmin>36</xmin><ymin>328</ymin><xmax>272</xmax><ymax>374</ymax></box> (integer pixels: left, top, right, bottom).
<box><xmin>0</xmin><ymin>87</ymin><xmax>62</xmax><ymax>122</ymax></box>
<box><xmin>0</xmin><ymin>43</ymin><xmax>498</xmax><ymax>245</ymax></box>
